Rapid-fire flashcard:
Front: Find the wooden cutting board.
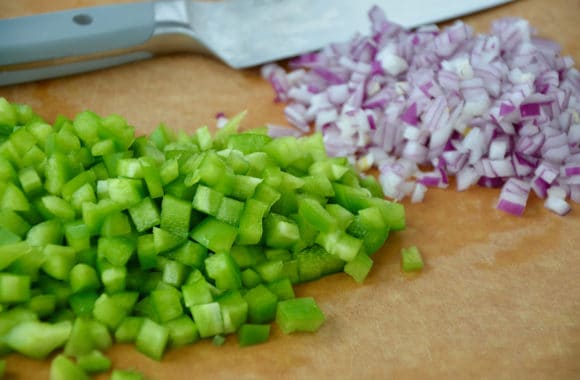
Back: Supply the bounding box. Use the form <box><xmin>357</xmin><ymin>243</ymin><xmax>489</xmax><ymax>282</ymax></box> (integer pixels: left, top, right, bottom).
<box><xmin>1</xmin><ymin>1</ymin><xmax>579</xmax><ymax>379</ymax></box>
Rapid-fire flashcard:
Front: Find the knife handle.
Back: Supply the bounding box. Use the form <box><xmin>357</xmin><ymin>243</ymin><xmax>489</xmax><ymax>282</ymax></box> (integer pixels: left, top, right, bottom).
<box><xmin>0</xmin><ymin>1</ymin><xmax>209</xmax><ymax>86</ymax></box>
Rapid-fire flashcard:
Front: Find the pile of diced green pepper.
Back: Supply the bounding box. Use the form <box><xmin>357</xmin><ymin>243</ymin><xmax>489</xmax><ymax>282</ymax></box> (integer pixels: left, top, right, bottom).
<box><xmin>0</xmin><ymin>97</ymin><xmax>405</xmax><ymax>378</ymax></box>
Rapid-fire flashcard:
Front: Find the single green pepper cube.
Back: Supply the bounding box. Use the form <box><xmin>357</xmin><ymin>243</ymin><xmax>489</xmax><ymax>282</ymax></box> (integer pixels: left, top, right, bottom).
<box><xmin>68</xmin><ymin>291</ymin><xmax>98</xmax><ymax>316</ymax></box>
<box><xmin>64</xmin><ymin>221</ymin><xmax>91</xmax><ymax>252</ymax></box>
<box><xmin>266</xmin><ymin>278</ymin><xmax>295</xmax><ymax>301</ymax></box>
<box><xmin>238</xmin><ymin>324</ymin><xmax>270</xmax><ymax>347</ymax></box>
<box><xmin>344</xmin><ymin>252</ymin><xmax>374</xmax><ymax>283</ymax></box>
<box><xmin>151</xmin><ymin>287</ymin><xmax>183</xmax><ymax>323</ymax></box>
<box><xmin>190</xmin><ymin>217</ymin><xmax>237</xmax><ymax>254</ymax></box>
<box><xmin>69</xmin><ymin>263</ymin><xmax>100</xmax><ymax>293</ymax></box>
<box><xmin>190</xmin><ymin>302</ymin><xmax>224</xmax><ymax>338</ymax></box>
<box><xmin>217</xmin><ymin>290</ymin><xmax>248</xmax><ymax>334</ymax></box>
<box><xmin>0</xmin><ymin>209</ymin><xmax>31</xmax><ymax>237</ymax></box>
<box><xmin>136</xmin><ymin>318</ymin><xmax>169</xmax><ymax>361</ymax></box>
<box><xmin>325</xmin><ymin>203</ymin><xmax>355</xmax><ymax>230</ymax></box>
<box><xmin>107</xmin><ymin>178</ymin><xmax>144</xmax><ymax>208</ymax></box>
<box><xmin>264</xmin><ymin>213</ymin><xmax>300</xmax><ymax>249</ymax></box>
<box><xmin>263</xmin><ymin>136</ymin><xmax>301</xmax><ymax>168</ymax></box>
<box><xmin>216</xmin><ymin>196</ymin><xmax>245</xmax><ymax>226</ymax></box>
<box><xmin>162</xmin><ymin>259</ymin><xmax>188</xmax><ymax>287</ymax></box>
<box><xmin>71</xmin><ymin>183</ymin><xmax>97</xmax><ymax>213</ymax></box>
<box><xmin>117</xmin><ymin>158</ymin><xmax>143</xmax><ymax>179</ymax></box>
<box><xmin>165</xmin><ymin>315</ymin><xmax>200</xmax><ymax>347</ymax></box>
<box><xmin>100</xmin><ymin>211</ymin><xmax>132</xmax><ymax>237</ymax></box>
<box><xmin>154</xmin><ymin>227</ymin><xmax>186</xmax><ymax>254</ymax></box>
<box><xmin>42</xmin><ymin>244</ymin><xmax>76</xmax><ymax>281</ymax></box>
<box><xmin>297</xmin><ymin>196</ymin><xmax>337</xmax><ymax>233</ymax></box>
<box><xmin>92</xmin><ymin>292</ymin><xmax>138</xmax><ymax>330</ymax></box>
<box><xmin>101</xmin><ymin>265</ymin><xmax>128</xmax><ymax>294</ymax></box>
<box><xmin>115</xmin><ymin>316</ymin><xmax>144</xmax><ymax>343</ymax></box>
<box><xmin>50</xmin><ymin>354</ymin><xmax>90</xmax><ymax>380</ymax></box>
<box><xmin>18</xmin><ymin>166</ymin><xmax>43</xmax><ymax>197</ymax></box>
<box><xmin>128</xmin><ymin>197</ymin><xmax>160</xmax><ymax>232</ymax></box>
<box><xmin>241</xmin><ymin>268</ymin><xmax>262</xmax><ymax>288</ymax></box>
<box><xmin>401</xmin><ymin>246</ymin><xmax>424</xmax><ymax>272</ymax></box>
<box><xmin>166</xmin><ymin>240</ymin><xmax>207</xmax><ymax>269</ymax></box>
<box><xmin>276</xmin><ymin>297</ymin><xmax>325</xmax><ymax>334</ymax></box>
<box><xmin>64</xmin><ymin>317</ymin><xmax>99</xmax><ymax>357</ymax></box>
<box><xmin>244</xmin><ymin>284</ymin><xmax>278</xmax><ymax>324</ymax></box>
<box><xmin>205</xmin><ymin>252</ymin><xmax>242</xmax><ymax>291</ymax></box>
<box><xmin>0</xmin><ymin>273</ymin><xmax>30</xmax><ymax>303</ymax></box>
<box><xmin>295</xmin><ymin>247</ymin><xmax>323</xmax><ymax>283</ymax></box>
<box><xmin>229</xmin><ymin>175</ymin><xmax>262</xmax><ymax>200</ymax></box>
<box><xmin>316</xmin><ymin>230</ymin><xmax>362</xmax><ymax>262</ymax></box>
<box><xmin>1</xmin><ymin>182</ymin><xmax>30</xmax><ymax>212</ymax></box>
<box><xmin>182</xmin><ymin>278</ymin><xmax>213</xmax><ymax>307</ymax></box>
<box><xmin>192</xmin><ymin>184</ymin><xmax>223</xmax><ymax>216</ymax></box>
<box><xmin>236</xmin><ymin>199</ymin><xmax>268</xmax><ymax>245</ymax></box>
<box><xmin>136</xmin><ymin>234</ymin><xmax>158</xmax><ymax>270</ymax></box>
<box><xmin>76</xmin><ymin>350</ymin><xmax>112</xmax><ymax>374</ymax></box>
<box><xmin>161</xmin><ymin>194</ymin><xmax>192</xmax><ymax>238</ymax></box>
<box><xmin>0</xmin><ymin>241</ymin><xmax>31</xmax><ymax>270</ymax></box>
<box><xmin>97</xmin><ymin>236</ymin><xmax>135</xmax><ymax>267</ymax></box>
<box><xmin>255</xmin><ymin>260</ymin><xmax>285</xmax><ymax>283</ymax></box>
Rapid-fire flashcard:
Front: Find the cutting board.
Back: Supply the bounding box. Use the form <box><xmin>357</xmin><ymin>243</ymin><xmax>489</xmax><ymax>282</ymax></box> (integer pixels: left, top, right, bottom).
<box><xmin>1</xmin><ymin>1</ymin><xmax>579</xmax><ymax>379</ymax></box>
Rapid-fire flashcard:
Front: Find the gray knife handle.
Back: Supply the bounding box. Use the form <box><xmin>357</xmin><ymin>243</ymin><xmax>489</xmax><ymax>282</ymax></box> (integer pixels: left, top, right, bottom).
<box><xmin>0</xmin><ymin>1</ymin><xmax>208</xmax><ymax>86</ymax></box>
<box><xmin>0</xmin><ymin>2</ymin><xmax>155</xmax><ymax>66</ymax></box>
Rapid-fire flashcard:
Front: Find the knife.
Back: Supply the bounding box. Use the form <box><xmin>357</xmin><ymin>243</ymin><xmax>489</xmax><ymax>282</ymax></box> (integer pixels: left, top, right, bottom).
<box><xmin>0</xmin><ymin>0</ymin><xmax>512</xmax><ymax>86</ymax></box>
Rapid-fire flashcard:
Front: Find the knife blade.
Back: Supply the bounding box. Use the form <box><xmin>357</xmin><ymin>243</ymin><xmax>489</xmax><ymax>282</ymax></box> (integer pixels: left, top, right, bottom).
<box><xmin>0</xmin><ymin>0</ymin><xmax>512</xmax><ymax>86</ymax></box>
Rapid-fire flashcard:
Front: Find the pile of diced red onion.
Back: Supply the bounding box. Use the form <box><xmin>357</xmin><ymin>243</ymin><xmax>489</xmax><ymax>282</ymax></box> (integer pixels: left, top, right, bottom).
<box><xmin>261</xmin><ymin>6</ymin><xmax>580</xmax><ymax>216</ymax></box>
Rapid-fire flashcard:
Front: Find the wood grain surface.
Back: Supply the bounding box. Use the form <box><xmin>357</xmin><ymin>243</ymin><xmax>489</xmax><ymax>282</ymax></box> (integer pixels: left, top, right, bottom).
<box><xmin>1</xmin><ymin>1</ymin><xmax>579</xmax><ymax>379</ymax></box>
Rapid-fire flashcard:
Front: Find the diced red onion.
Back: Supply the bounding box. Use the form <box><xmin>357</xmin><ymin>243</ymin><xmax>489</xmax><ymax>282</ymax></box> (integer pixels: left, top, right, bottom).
<box><xmin>262</xmin><ymin>6</ymin><xmax>580</xmax><ymax>216</ymax></box>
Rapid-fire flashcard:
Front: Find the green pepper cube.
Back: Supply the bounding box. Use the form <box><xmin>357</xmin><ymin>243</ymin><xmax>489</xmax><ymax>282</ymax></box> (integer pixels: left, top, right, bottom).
<box><xmin>115</xmin><ymin>316</ymin><xmax>144</xmax><ymax>343</ymax></box>
<box><xmin>190</xmin><ymin>217</ymin><xmax>237</xmax><ymax>254</ymax></box>
<box><xmin>161</xmin><ymin>194</ymin><xmax>192</xmax><ymax>238</ymax></box>
<box><xmin>1</xmin><ymin>183</ymin><xmax>30</xmax><ymax>212</ymax></box>
<box><xmin>136</xmin><ymin>318</ymin><xmax>169</xmax><ymax>361</ymax></box>
<box><xmin>97</xmin><ymin>236</ymin><xmax>135</xmax><ymax>267</ymax></box>
<box><xmin>136</xmin><ymin>234</ymin><xmax>158</xmax><ymax>270</ymax></box>
<box><xmin>264</xmin><ymin>213</ymin><xmax>300</xmax><ymax>249</ymax></box>
<box><xmin>216</xmin><ymin>196</ymin><xmax>244</xmax><ymax>226</ymax></box>
<box><xmin>238</xmin><ymin>324</ymin><xmax>270</xmax><ymax>347</ymax></box>
<box><xmin>76</xmin><ymin>350</ymin><xmax>112</xmax><ymax>374</ymax></box>
<box><xmin>0</xmin><ymin>241</ymin><xmax>31</xmax><ymax>271</ymax></box>
<box><xmin>401</xmin><ymin>246</ymin><xmax>424</xmax><ymax>272</ymax></box>
<box><xmin>42</xmin><ymin>244</ymin><xmax>76</xmax><ymax>281</ymax></box>
<box><xmin>217</xmin><ymin>290</ymin><xmax>248</xmax><ymax>334</ymax></box>
<box><xmin>93</xmin><ymin>292</ymin><xmax>138</xmax><ymax>330</ymax></box>
<box><xmin>241</xmin><ymin>268</ymin><xmax>262</xmax><ymax>288</ymax></box>
<box><xmin>244</xmin><ymin>284</ymin><xmax>278</xmax><ymax>324</ymax></box>
<box><xmin>69</xmin><ymin>263</ymin><xmax>100</xmax><ymax>293</ymax></box>
<box><xmin>190</xmin><ymin>302</ymin><xmax>224</xmax><ymax>338</ymax></box>
<box><xmin>106</xmin><ymin>178</ymin><xmax>144</xmax><ymax>208</ymax></box>
<box><xmin>263</xmin><ymin>136</ymin><xmax>301</xmax><ymax>168</ymax></box>
<box><xmin>100</xmin><ymin>211</ymin><xmax>132</xmax><ymax>237</ymax></box>
<box><xmin>276</xmin><ymin>297</ymin><xmax>325</xmax><ymax>334</ymax></box>
<box><xmin>0</xmin><ymin>273</ymin><xmax>31</xmax><ymax>303</ymax></box>
<box><xmin>151</xmin><ymin>287</ymin><xmax>183</xmax><ymax>323</ymax></box>
<box><xmin>316</xmin><ymin>230</ymin><xmax>362</xmax><ymax>262</ymax></box>
<box><xmin>50</xmin><ymin>354</ymin><xmax>90</xmax><ymax>380</ymax></box>
<box><xmin>166</xmin><ymin>240</ymin><xmax>207</xmax><ymax>269</ymax></box>
<box><xmin>266</xmin><ymin>278</ymin><xmax>295</xmax><ymax>301</ymax></box>
<box><xmin>205</xmin><ymin>252</ymin><xmax>242</xmax><ymax>291</ymax></box>
<box><xmin>192</xmin><ymin>185</ymin><xmax>223</xmax><ymax>216</ymax></box>
<box><xmin>344</xmin><ymin>252</ymin><xmax>374</xmax><ymax>283</ymax></box>
<box><xmin>182</xmin><ymin>278</ymin><xmax>213</xmax><ymax>307</ymax></box>
<box><xmin>236</xmin><ymin>199</ymin><xmax>268</xmax><ymax>245</ymax></box>
<box><xmin>165</xmin><ymin>315</ymin><xmax>200</xmax><ymax>347</ymax></box>
<box><xmin>126</xmin><ymin>197</ymin><xmax>160</xmax><ymax>233</ymax></box>
<box><xmin>153</xmin><ymin>227</ymin><xmax>186</xmax><ymax>254</ymax></box>
<box><xmin>297</xmin><ymin>196</ymin><xmax>337</xmax><ymax>233</ymax></box>
<box><xmin>255</xmin><ymin>260</ymin><xmax>285</xmax><ymax>283</ymax></box>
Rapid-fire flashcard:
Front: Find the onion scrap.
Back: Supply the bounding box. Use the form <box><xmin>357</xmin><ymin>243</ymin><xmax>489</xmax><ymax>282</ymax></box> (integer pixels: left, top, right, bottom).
<box><xmin>261</xmin><ymin>6</ymin><xmax>580</xmax><ymax>216</ymax></box>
